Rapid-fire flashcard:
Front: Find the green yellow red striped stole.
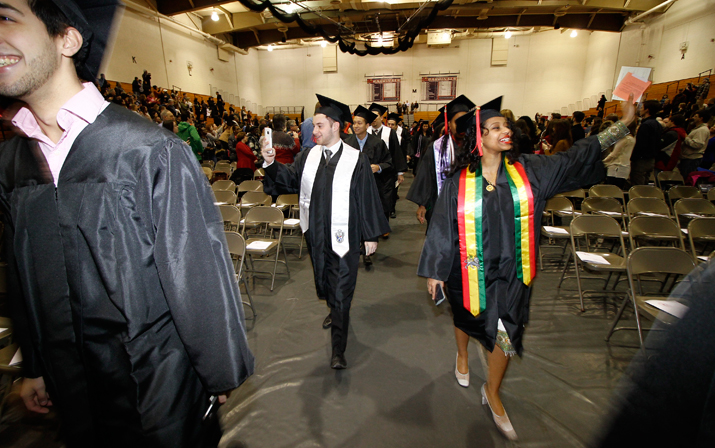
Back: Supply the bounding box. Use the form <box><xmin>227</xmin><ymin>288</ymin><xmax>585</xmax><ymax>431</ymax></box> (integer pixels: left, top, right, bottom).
<box><xmin>457</xmin><ymin>155</ymin><xmax>536</xmax><ymax>316</ymax></box>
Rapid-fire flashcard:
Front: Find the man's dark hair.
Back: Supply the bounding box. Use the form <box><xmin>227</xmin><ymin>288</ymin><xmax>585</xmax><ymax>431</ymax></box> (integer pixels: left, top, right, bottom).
<box><xmin>573</xmin><ymin>111</ymin><xmax>585</xmax><ymax>122</ymax></box>
<box><xmin>180</xmin><ymin>112</ymin><xmax>190</xmax><ymax>123</ymax></box>
<box><xmin>670</xmin><ymin>114</ymin><xmax>686</xmax><ymax>128</ymax></box>
<box><xmin>273</xmin><ymin>114</ymin><xmax>287</xmax><ymax>131</ymax></box>
<box><xmin>695</xmin><ymin>109</ymin><xmax>711</xmax><ymax>123</ymax></box>
<box><xmin>643</xmin><ymin>100</ymin><xmax>661</xmax><ymax>117</ymax></box>
<box><xmin>28</xmin><ymin>0</ymin><xmax>86</xmax><ymax>76</ymax></box>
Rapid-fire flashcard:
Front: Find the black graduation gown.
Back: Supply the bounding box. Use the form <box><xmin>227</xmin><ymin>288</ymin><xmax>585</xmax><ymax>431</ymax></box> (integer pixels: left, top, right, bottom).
<box><xmin>417</xmin><ymin>136</ymin><xmax>606</xmax><ymax>354</ymax></box>
<box><xmin>343</xmin><ymin>133</ymin><xmax>393</xmax><ymax>217</ymax></box>
<box><xmin>262</xmin><ymin>145</ymin><xmax>390</xmax><ymax>309</ymax></box>
<box><xmin>406</xmin><ymin>135</ymin><xmax>440</xmax><ymax>222</ymax></box>
<box><xmin>0</xmin><ymin>105</ymin><xmax>254</xmax><ymax>447</ymax></box>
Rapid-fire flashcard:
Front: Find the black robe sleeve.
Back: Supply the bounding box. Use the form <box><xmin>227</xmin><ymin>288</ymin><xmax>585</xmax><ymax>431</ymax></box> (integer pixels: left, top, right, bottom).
<box><xmin>406</xmin><ymin>140</ymin><xmax>437</xmax><ymax>209</ymax></box>
<box><xmin>416</xmin><ymin>175</ymin><xmax>459</xmax><ymax>281</ymax></box>
<box><xmin>375</xmin><ymin>139</ymin><xmax>392</xmax><ymax>173</ymax></box>
<box><xmin>389</xmin><ymin>129</ymin><xmax>409</xmax><ymax>173</ymax></box>
<box><xmin>522</xmin><ymin>134</ymin><xmax>606</xmax><ymax>200</ymax></box>
<box><xmin>151</xmin><ymin>140</ymin><xmax>254</xmax><ymax>393</ymax></box>
<box><xmin>357</xmin><ymin>153</ymin><xmax>391</xmax><ymax>241</ymax></box>
<box><xmin>261</xmin><ymin>148</ymin><xmax>309</xmax><ymax>196</ymax></box>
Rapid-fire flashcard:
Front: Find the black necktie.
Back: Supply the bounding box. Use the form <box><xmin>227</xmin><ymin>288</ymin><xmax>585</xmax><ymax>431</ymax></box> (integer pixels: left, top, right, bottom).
<box><xmin>373</xmin><ymin>129</ymin><xmax>379</xmax><ymax>136</ymax></box>
<box><xmin>324</xmin><ymin>149</ymin><xmax>332</xmax><ymax>166</ymax></box>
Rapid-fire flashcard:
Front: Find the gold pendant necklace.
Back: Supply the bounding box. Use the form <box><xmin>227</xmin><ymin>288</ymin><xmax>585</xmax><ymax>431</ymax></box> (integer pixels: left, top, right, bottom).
<box><xmin>485</xmin><ymin>179</ymin><xmax>495</xmax><ymax>192</ymax></box>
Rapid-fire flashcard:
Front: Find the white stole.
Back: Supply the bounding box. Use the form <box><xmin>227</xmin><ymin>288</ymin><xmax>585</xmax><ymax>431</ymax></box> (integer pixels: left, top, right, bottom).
<box><xmin>299</xmin><ymin>143</ymin><xmax>360</xmax><ymax>257</ymax></box>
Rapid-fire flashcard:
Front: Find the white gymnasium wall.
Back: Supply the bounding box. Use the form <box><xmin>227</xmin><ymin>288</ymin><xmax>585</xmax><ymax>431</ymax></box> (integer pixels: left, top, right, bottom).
<box><xmin>258</xmin><ymin>30</ymin><xmax>607</xmax><ymax>118</ymax></box>
<box><xmin>581</xmin><ymin>32</ymin><xmax>621</xmax><ymax>102</ymax></box>
<box><xmin>104</xmin><ymin>6</ymin><xmax>263</xmax><ymax>107</ymax></box>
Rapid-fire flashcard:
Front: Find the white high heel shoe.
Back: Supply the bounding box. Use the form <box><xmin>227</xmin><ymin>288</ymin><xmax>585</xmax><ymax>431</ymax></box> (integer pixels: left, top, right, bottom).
<box><xmin>481</xmin><ymin>384</ymin><xmax>518</xmax><ymax>441</ymax></box>
<box><xmin>454</xmin><ymin>353</ymin><xmax>469</xmax><ymax>387</ymax></box>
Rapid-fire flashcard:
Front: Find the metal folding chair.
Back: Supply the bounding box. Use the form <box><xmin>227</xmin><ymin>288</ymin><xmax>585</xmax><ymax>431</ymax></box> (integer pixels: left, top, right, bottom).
<box><xmin>224</xmin><ymin>231</ymin><xmax>256</xmax><ymax>318</ymax></box>
<box><xmin>673</xmin><ymin>198</ymin><xmax>715</xmax><ymax>230</ymax></box>
<box><xmin>589</xmin><ymin>184</ymin><xmax>625</xmax><ymax>204</ymax></box>
<box><xmin>212</xmin><ymin>180</ymin><xmax>236</xmax><ymax>192</ymax></box>
<box><xmin>242</xmin><ymin>207</ymin><xmax>290</xmax><ymax>291</ymax></box>
<box><xmin>687</xmin><ymin>217</ymin><xmax>715</xmax><ymax>260</ymax></box>
<box><xmin>628</xmin><ymin>215</ymin><xmax>685</xmax><ymax>250</ymax></box>
<box><xmin>656</xmin><ymin>170</ymin><xmax>684</xmax><ymax>190</ymax></box>
<box><xmin>667</xmin><ymin>185</ymin><xmax>702</xmax><ymax>210</ymax></box>
<box><xmin>273</xmin><ymin>194</ymin><xmax>304</xmax><ymax>258</ymax></box>
<box><xmin>213</xmin><ymin>190</ymin><xmax>237</xmax><ymax>205</ymax></box>
<box><xmin>626</xmin><ymin>197</ymin><xmax>671</xmax><ymax>221</ymax></box>
<box><xmin>219</xmin><ymin>205</ymin><xmax>241</xmax><ymax>232</ymax></box>
<box><xmin>628</xmin><ymin>185</ymin><xmax>665</xmax><ymax>201</ymax></box>
<box><xmin>540</xmin><ymin>196</ymin><xmax>573</xmax><ymax>270</ymax></box>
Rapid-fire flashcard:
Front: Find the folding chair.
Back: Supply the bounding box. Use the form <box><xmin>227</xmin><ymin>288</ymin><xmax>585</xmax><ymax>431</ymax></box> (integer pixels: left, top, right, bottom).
<box><xmin>237</xmin><ymin>180</ymin><xmax>264</xmax><ymax>193</ymax></box>
<box><xmin>708</xmin><ymin>188</ymin><xmax>715</xmax><ymax>204</ymax></box>
<box><xmin>568</xmin><ymin>215</ymin><xmax>627</xmax><ymax>312</ymax></box>
<box><xmin>555</xmin><ymin>188</ymin><xmax>586</xmax><ymax>212</ymax></box>
<box><xmin>224</xmin><ymin>231</ymin><xmax>256</xmax><ymax>318</ymax></box>
<box><xmin>540</xmin><ymin>196</ymin><xmax>573</xmax><ymax>270</ymax></box>
<box><xmin>230</xmin><ymin>161</ymin><xmax>237</xmax><ymax>172</ymax></box>
<box><xmin>628</xmin><ymin>185</ymin><xmax>665</xmax><ymax>201</ymax></box>
<box><xmin>589</xmin><ymin>184</ymin><xmax>625</xmax><ymax>204</ymax></box>
<box><xmin>239</xmin><ymin>191</ymin><xmax>271</xmax><ymax>213</ymax></box>
<box><xmin>201</xmin><ymin>160</ymin><xmax>214</xmax><ymax>169</ymax></box>
<box><xmin>628</xmin><ymin>215</ymin><xmax>685</xmax><ymax>250</ymax></box>
<box><xmin>215</xmin><ymin>161</ymin><xmax>232</xmax><ymax>174</ymax></box>
<box><xmin>219</xmin><ymin>205</ymin><xmax>241</xmax><ymax>232</ymax></box>
<box><xmin>581</xmin><ymin>197</ymin><xmax>626</xmax><ymax>230</ymax></box>
<box><xmin>656</xmin><ymin>170</ymin><xmax>684</xmax><ymax>190</ymax></box>
<box><xmin>253</xmin><ymin>168</ymin><xmax>265</xmax><ymax>180</ymax></box>
<box><xmin>242</xmin><ymin>207</ymin><xmax>290</xmax><ymax>291</ymax></box>
<box><xmin>213</xmin><ymin>190</ymin><xmax>237</xmax><ymax>205</ymax></box>
<box><xmin>626</xmin><ymin>197</ymin><xmax>671</xmax><ymax>221</ymax></box>
<box><xmin>673</xmin><ymin>198</ymin><xmax>715</xmax><ymax>230</ymax></box>
<box><xmin>202</xmin><ymin>166</ymin><xmax>213</xmax><ymax>179</ymax></box>
<box><xmin>605</xmin><ymin>247</ymin><xmax>695</xmax><ymax>347</ymax></box>
<box><xmin>273</xmin><ymin>194</ymin><xmax>304</xmax><ymax>258</ymax></box>
<box><xmin>687</xmin><ymin>217</ymin><xmax>715</xmax><ymax>260</ymax></box>
<box><xmin>212</xmin><ymin>180</ymin><xmax>236</xmax><ymax>192</ymax></box>
<box><xmin>667</xmin><ymin>185</ymin><xmax>701</xmax><ymax>209</ymax></box>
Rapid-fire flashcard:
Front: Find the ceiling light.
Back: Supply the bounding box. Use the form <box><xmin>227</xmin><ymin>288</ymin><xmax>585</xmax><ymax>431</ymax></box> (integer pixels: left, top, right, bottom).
<box><xmin>505</xmin><ymin>30</ymin><xmax>512</xmax><ymax>39</ymax></box>
<box><xmin>377</xmin><ymin>34</ymin><xmax>383</xmax><ymax>45</ymax></box>
<box><xmin>570</xmin><ymin>29</ymin><xmax>578</xmax><ymax>37</ymax></box>
<box><xmin>321</xmin><ymin>40</ymin><xmax>328</xmax><ymax>48</ymax></box>
<box><xmin>211</xmin><ymin>10</ymin><xmax>219</xmax><ymax>21</ymax></box>
<box><xmin>268</xmin><ymin>45</ymin><xmax>274</xmax><ymax>51</ymax></box>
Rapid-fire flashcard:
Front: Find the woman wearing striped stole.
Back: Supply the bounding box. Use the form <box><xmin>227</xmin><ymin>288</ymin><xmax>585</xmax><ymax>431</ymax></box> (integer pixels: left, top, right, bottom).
<box><xmin>418</xmin><ymin>95</ymin><xmax>636</xmax><ymax>440</ymax></box>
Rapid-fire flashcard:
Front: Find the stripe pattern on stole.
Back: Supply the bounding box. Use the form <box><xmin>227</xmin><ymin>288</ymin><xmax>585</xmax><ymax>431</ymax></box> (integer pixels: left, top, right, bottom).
<box><xmin>457</xmin><ymin>167</ymin><xmax>486</xmax><ymax>317</ymax></box>
<box><xmin>504</xmin><ymin>157</ymin><xmax>536</xmax><ymax>286</ymax></box>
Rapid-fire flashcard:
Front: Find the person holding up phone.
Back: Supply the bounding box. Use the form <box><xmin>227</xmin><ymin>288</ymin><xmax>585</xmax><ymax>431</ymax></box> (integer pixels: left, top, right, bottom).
<box><xmin>418</xmin><ymin>94</ymin><xmax>637</xmax><ymax>441</ymax></box>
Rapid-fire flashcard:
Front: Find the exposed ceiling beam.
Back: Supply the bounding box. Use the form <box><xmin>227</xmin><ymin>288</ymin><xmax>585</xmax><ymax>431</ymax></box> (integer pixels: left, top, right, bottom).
<box><xmin>156</xmin><ymin>0</ymin><xmax>237</xmax><ymax>15</ymax></box>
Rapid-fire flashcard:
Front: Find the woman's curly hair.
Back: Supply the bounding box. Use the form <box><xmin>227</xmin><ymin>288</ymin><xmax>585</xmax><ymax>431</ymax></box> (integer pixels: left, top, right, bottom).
<box><xmin>448</xmin><ymin>118</ymin><xmax>523</xmax><ymax>176</ymax></box>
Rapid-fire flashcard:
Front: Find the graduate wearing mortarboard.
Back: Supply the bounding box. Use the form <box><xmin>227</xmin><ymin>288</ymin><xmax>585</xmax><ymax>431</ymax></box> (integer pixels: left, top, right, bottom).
<box><xmin>406</xmin><ymin>94</ymin><xmax>476</xmax><ymax>225</ymax></box>
<box><xmin>262</xmin><ymin>95</ymin><xmax>390</xmax><ymax>369</ymax></box>
<box><xmin>367</xmin><ymin>103</ymin><xmax>409</xmax><ymax>222</ymax></box>
<box><xmin>0</xmin><ymin>0</ymin><xmax>254</xmax><ymax>446</ymax></box>
<box><xmin>386</xmin><ymin>112</ymin><xmax>411</xmax><ymax>218</ymax></box>
<box><xmin>417</xmin><ymin>95</ymin><xmax>638</xmax><ymax>441</ymax></box>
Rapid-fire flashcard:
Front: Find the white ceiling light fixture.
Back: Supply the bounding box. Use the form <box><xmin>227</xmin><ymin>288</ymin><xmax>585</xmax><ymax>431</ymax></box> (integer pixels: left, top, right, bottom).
<box><xmin>321</xmin><ymin>40</ymin><xmax>328</xmax><ymax>48</ymax></box>
<box><xmin>377</xmin><ymin>34</ymin><xmax>383</xmax><ymax>45</ymax></box>
<box><xmin>268</xmin><ymin>44</ymin><xmax>274</xmax><ymax>51</ymax></box>
<box><xmin>570</xmin><ymin>29</ymin><xmax>578</xmax><ymax>37</ymax></box>
<box><xmin>505</xmin><ymin>30</ymin><xmax>512</xmax><ymax>39</ymax></box>
<box><xmin>211</xmin><ymin>9</ymin><xmax>219</xmax><ymax>21</ymax></box>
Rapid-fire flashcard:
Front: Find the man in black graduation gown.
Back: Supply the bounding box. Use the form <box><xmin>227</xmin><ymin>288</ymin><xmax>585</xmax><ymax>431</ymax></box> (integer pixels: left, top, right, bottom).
<box><xmin>406</xmin><ymin>95</ymin><xmax>479</xmax><ymax>225</ymax></box>
<box><xmin>0</xmin><ymin>1</ymin><xmax>254</xmax><ymax>446</ymax></box>
<box><xmin>261</xmin><ymin>95</ymin><xmax>389</xmax><ymax>369</ymax></box>
<box><xmin>368</xmin><ymin>104</ymin><xmax>408</xmax><ymax>221</ymax></box>
<box><xmin>386</xmin><ymin>112</ymin><xmax>411</xmax><ymax>218</ymax></box>
<box><xmin>343</xmin><ymin>106</ymin><xmax>393</xmax><ymax>269</ymax></box>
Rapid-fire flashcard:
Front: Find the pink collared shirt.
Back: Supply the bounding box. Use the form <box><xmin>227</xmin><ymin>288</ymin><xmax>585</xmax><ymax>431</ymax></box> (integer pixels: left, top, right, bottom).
<box><xmin>12</xmin><ymin>82</ymin><xmax>109</xmax><ymax>186</ymax></box>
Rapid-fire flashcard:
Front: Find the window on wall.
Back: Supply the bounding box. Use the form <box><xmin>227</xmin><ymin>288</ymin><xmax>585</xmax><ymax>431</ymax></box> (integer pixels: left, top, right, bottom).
<box><xmin>367</xmin><ymin>77</ymin><xmax>401</xmax><ymax>102</ymax></box>
<box><xmin>421</xmin><ymin>76</ymin><xmax>457</xmax><ymax>102</ymax></box>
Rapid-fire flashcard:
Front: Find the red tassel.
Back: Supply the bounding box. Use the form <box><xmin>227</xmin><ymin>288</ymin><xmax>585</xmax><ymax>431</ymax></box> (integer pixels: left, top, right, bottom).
<box><xmin>443</xmin><ymin>105</ymin><xmax>448</xmax><ymax>137</ymax></box>
<box><xmin>472</xmin><ymin>107</ymin><xmax>482</xmax><ymax>156</ymax></box>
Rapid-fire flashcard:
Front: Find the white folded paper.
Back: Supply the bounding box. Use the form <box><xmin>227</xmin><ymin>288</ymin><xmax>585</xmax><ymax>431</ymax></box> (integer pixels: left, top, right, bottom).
<box><xmin>645</xmin><ymin>300</ymin><xmax>689</xmax><ymax>319</ymax></box>
<box><xmin>682</xmin><ymin>213</ymin><xmax>708</xmax><ymax>219</ymax></box>
<box><xmin>576</xmin><ymin>251</ymin><xmax>610</xmax><ymax>264</ymax></box>
<box><xmin>10</xmin><ymin>347</ymin><xmax>22</xmax><ymax>366</ymax></box>
<box><xmin>284</xmin><ymin>218</ymin><xmax>300</xmax><ymax>225</ymax></box>
<box><xmin>698</xmin><ymin>255</ymin><xmax>708</xmax><ymax>262</ymax></box>
<box><xmin>543</xmin><ymin>225</ymin><xmax>569</xmax><ymax>235</ymax></box>
<box><xmin>597</xmin><ymin>210</ymin><xmax>621</xmax><ymax>216</ymax></box>
<box><xmin>246</xmin><ymin>241</ymin><xmax>273</xmax><ymax>250</ymax></box>
<box><xmin>638</xmin><ymin>212</ymin><xmax>668</xmax><ymax>217</ymax></box>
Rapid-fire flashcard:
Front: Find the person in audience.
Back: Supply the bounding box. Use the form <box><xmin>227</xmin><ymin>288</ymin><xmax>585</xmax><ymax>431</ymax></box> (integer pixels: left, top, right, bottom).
<box><xmin>518</xmin><ymin>115</ymin><xmax>539</xmax><ymax>152</ymax></box>
<box><xmin>679</xmin><ymin>109</ymin><xmax>712</xmax><ymax>176</ymax></box>
<box><xmin>629</xmin><ymin>100</ymin><xmax>662</xmax><ymax>185</ymax></box>
<box><xmin>0</xmin><ymin>1</ymin><xmax>253</xmax><ymax>445</ymax></box>
<box><xmin>272</xmin><ymin>114</ymin><xmax>301</xmax><ymax>164</ymax></box>
<box><xmin>514</xmin><ymin>118</ymin><xmax>534</xmax><ymax>155</ymax></box>
<box><xmin>177</xmin><ymin>112</ymin><xmax>203</xmax><ymax>161</ymax></box>
<box><xmin>655</xmin><ymin>114</ymin><xmax>687</xmax><ymax>172</ymax></box>
<box><xmin>419</xmin><ymin>94</ymin><xmax>637</xmax><ymax>442</ymax></box>
<box><xmin>407</xmin><ymin>95</ymin><xmax>478</xmax><ymax>225</ymax></box>
<box><xmin>368</xmin><ymin>104</ymin><xmax>407</xmax><ymax>223</ymax></box>
<box><xmin>261</xmin><ymin>94</ymin><xmax>389</xmax><ymax>369</ymax></box>
<box><xmin>287</xmin><ymin>119</ymin><xmax>300</xmax><ymax>139</ymax></box>
<box><xmin>231</xmin><ymin>131</ymin><xmax>257</xmax><ymax>185</ymax></box>
<box><xmin>701</xmin><ymin>124</ymin><xmax>715</xmax><ymax>170</ymax></box>
<box><xmin>589</xmin><ymin>117</ymin><xmax>603</xmax><ymax>137</ymax></box>
<box><xmin>597</xmin><ymin>95</ymin><xmax>607</xmax><ymax>118</ymax></box>
<box><xmin>545</xmin><ymin>119</ymin><xmax>572</xmax><ymax>154</ymax></box>
<box><xmin>605</xmin><ymin>113</ymin><xmax>619</xmax><ymax>123</ymax></box>
<box><xmin>571</xmin><ymin>111</ymin><xmax>586</xmax><ymax>143</ymax></box>
<box><xmin>300</xmin><ymin>102</ymin><xmax>320</xmax><ymax>150</ymax></box>
<box><xmin>131</xmin><ymin>76</ymin><xmax>141</xmax><ymax>95</ymax></box>
<box><xmin>696</xmin><ymin>78</ymin><xmax>710</xmax><ymax>100</ymax></box>
<box><xmin>162</xmin><ymin>119</ymin><xmax>178</xmax><ymax>133</ymax></box>
<box><xmin>603</xmin><ymin>121</ymin><xmax>637</xmax><ymax>189</ymax></box>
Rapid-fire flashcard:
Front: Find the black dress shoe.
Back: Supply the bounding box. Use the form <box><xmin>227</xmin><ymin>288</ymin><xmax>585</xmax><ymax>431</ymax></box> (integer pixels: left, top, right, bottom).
<box><xmin>390</xmin><ymin>211</ymin><xmax>396</xmax><ymax>219</ymax></box>
<box><xmin>364</xmin><ymin>255</ymin><xmax>373</xmax><ymax>271</ymax></box>
<box><xmin>322</xmin><ymin>314</ymin><xmax>332</xmax><ymax>329</ymax></box>
<box><xmin>331</xmin><ymin>353</ymin><xmax>347</xmax><ymax>369</ymax></box>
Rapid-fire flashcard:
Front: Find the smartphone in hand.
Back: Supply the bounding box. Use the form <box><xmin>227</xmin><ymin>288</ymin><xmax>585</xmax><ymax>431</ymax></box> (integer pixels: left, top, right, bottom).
<box><xmin>434</xmin><ymin>283</ymin><xmax>447</xmax><ymax>306</ymax></box>
<box><xmin>263</xmin><ymin>127</ymin><xmax>274</xmax><ymax>155</ymax></box>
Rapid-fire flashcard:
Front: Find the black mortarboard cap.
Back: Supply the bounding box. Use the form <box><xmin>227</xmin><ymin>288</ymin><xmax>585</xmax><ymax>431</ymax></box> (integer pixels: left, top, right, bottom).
<box><xmin>353</xmin><ymin>105</ymin><xmax>377</xmax><ymax>124</ymax></box>
<box><xmin>479</xmin><ymin>96</ymin><xmax>504</xmax><ymax>122</ymax></box>
<box><xmin>368</xmin><ymin>103</ymin><xmax>388</xmax><ymax>116</ymax></box>
<box><xmin>387</xmin><ymin>112</ymin><xmax>402</xmax><ymax>123</ymax></box>
<box><xmin>51</xmin><ymin>0</ymin><xmax>122</xmax><ymax>82</ymax></box>
<box><xmin>431</xmin><ymin>111</ymin><xmax>445</xmax><ymax>129</ymax></box>
<box><xmin>316</xmin><ymin>94</ymin><xmax>353</xmax><ymax>125</ymax></box>
<box><xmin>455</xmin><ymin>108</ymin><xmax>476</xmax><ymax>134</ymax></box>
<box><xmin>444</xmin><ymin>95</ymin><xmax>475</xmax><ymax>119</ymax></box>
